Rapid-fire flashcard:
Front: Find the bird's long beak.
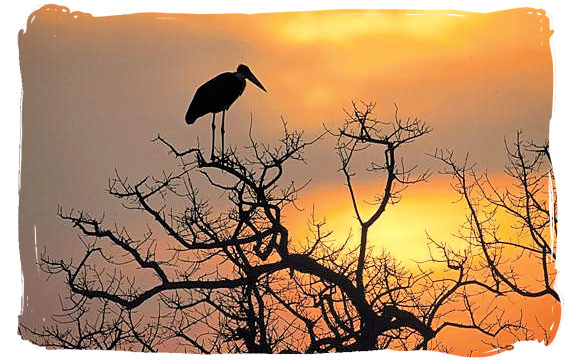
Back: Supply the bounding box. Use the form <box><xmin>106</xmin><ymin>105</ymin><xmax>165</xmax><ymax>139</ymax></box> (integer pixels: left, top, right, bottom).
<box><xmin>246</xmin><ymin>72</ymin><xmax>267</xmax><ymax>92</ymax></box>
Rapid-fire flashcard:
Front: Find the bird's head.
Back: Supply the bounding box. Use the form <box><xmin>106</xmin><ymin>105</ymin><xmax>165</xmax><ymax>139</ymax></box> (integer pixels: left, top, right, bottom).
<box><xmin>236</xmin><ymin>64</ymin><xmax>267</xmax><ymax>92</ymax></box>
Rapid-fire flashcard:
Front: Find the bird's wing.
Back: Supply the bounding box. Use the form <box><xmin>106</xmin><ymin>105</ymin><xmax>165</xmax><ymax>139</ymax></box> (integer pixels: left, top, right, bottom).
<box><xmin>186</xmin><ymin>73</ymin><xmax>246</xmax><ymax>124</ymax></box>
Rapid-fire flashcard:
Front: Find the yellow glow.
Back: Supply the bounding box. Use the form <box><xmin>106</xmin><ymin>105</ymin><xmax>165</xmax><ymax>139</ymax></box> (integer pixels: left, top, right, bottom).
<box><xmin>286</xmin><ymin>178</ymin><xmax>467</xmax><ymax>265</ymax></box>
<box><xmin>271</xmin><ymin>11</ymin><xmax>467</xmax><ymax>45</ymax></box>
<box><xmin>285</xmin><ymin>175</ymin><xmax>545</xmax><ymax>268</ymax></box>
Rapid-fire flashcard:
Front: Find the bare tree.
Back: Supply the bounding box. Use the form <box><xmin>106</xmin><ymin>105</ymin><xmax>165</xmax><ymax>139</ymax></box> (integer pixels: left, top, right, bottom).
<box><xmin>433</xmin><ymin>131</ymin><xmax>557</xmax><ymax>297</ymax></box>
<box><xmin>20</xmin><ymin>105</ymin><xmax>558</xmax><ymax>355</ymax></box>
<box><xmin>422</xmin><ymin>131</ymin><xmax>558</xmax><ymax>352</ymax></box>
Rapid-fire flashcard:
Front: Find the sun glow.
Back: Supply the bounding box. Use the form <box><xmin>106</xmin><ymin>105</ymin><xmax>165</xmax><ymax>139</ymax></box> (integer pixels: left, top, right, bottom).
<box><xmin>270</xmin><ymin>11</ymin><xmax>468</xmax><ymax>45</ymax></box>
<box><xmin>286</xmin><ymin>178</ymin><xmax>467</xmax><ymax>265</ymax></box>
<box><xmin>285</xmin><ymin>174</ymin><xmax>545</xmax><ymax>268</ymax></box>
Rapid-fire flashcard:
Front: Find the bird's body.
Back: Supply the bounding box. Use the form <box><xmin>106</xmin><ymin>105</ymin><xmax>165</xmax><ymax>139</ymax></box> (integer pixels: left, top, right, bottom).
<box><xmin>185</xmin><ymin>64</ymin><xmax>267</xmax><ymax>160</ymax></box>
<box><xmin>185</xmin><ymin>72</ymin><xmax>246</xmax><ymax>124</ymax></box>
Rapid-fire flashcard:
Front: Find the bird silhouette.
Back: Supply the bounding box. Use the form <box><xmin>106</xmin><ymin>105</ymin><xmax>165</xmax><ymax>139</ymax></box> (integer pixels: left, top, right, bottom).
<box><xmin>185</xmin><ymin>64</ymin><xmax>267</xmax><ymax>160</ymax></box>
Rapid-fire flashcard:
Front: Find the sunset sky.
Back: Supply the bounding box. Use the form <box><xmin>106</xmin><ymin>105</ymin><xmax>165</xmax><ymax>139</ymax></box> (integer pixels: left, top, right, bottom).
<box><xmin>18</xmin><ymin>5</ymin><xmax>555</xmax><ymax>354</ymax></box>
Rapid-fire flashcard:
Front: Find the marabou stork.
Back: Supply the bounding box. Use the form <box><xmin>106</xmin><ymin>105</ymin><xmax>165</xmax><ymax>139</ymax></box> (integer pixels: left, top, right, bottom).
<box><xmin>185</xmin><ymin>64</ymin><xmax>267</xmax><ymax>159</ymax></box>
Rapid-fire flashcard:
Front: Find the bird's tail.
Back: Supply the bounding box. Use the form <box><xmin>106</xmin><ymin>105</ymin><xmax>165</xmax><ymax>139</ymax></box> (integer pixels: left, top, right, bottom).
<box><xmin>185</xmin><ymin>109</ymin><xmax>197</xmax><ymax>125</ymax></box>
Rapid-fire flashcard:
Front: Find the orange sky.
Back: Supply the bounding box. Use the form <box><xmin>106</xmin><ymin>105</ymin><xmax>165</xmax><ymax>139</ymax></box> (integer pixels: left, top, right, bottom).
<box><xmin>18</xmin><ymin>5</ymin><xmax>556</xmax><ymax>355</ymax></box>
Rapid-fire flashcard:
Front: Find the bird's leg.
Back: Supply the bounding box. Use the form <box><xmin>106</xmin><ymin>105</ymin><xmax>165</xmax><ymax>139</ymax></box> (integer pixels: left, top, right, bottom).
<box><xmin>211</xmin><ymin>113</ymin><xmax>216</xmax><ymax>161</ymax></box>
<box><xmin>221</xmin><ymin>110</ymin><xmax>226</xmax><ymax>159</ymax></box>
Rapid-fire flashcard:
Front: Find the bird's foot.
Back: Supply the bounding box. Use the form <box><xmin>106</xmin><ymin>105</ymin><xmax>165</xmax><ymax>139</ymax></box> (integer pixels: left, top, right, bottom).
<box><xmin>210</xmin><ymin>151</ymin><xmax>229</xmax><ymax>164</ymax></box>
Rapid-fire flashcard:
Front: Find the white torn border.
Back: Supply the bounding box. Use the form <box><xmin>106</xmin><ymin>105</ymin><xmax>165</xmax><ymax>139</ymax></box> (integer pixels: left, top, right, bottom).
<box><xmin>33</xmin><ymin>225</ymin><xmax>39</xmax><ymax>273</ymax></box>
<box><xmin>8</xmin><ymin>1</ymin><xmax>568</xmax><ymax>360</ymax></box>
